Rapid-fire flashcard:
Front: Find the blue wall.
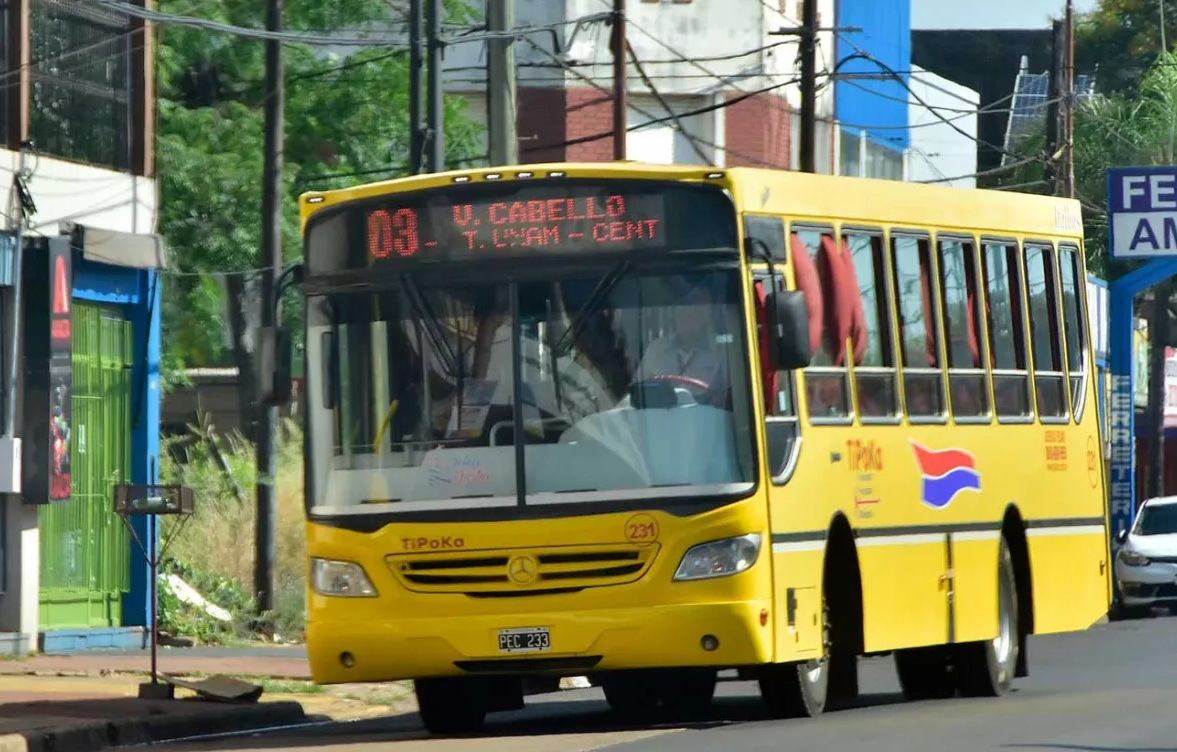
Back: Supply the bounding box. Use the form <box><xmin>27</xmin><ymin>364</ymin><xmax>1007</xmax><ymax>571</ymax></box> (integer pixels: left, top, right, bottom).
<box><xmin>43</xmin><ymin>253</ymin><xmax>161</xmax><ymax>651</ymax></box>
<box><xmin>834</xmin><ymin>0</ymin><xmax>911</xmax><ymax>154</ymax></box>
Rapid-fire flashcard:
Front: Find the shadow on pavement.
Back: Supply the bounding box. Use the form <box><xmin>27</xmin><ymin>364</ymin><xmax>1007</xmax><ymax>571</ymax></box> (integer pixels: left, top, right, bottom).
<box><xmin>152</xmin><ymin>688</ymin><xmax>912</xmax><ymax>749</ymax></box>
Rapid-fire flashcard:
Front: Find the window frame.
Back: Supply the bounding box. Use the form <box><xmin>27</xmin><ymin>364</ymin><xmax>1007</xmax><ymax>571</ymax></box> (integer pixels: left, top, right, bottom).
<box><xmin>758</xmin><ymin>266</ymin><xmax>803</xmax><ymax>486</ymax></box>
<box><xmin>742</xmin><ymin>212</ymin><xmax>803</xmax><ymax>486</ymax></box>
<box><xmin>1022</xmin><ymin>240</ymin><xmax>1070</xmax><ymax>425</ymax></box>
<box><xmin>843</xmin><ymin>224</ymin><xmax>902</xmax><ymax>425</ymax></box>
<box><xmin>980</xmin><ymin>236</ymin><xmax>1035</xmax><ymax>425</ymax></box>
<box><xmin>792</xmin><ymin>222</ymin><xmax>855</xmax><ymax>427</ymax></box>
<box><xmin>1056</xmin><ymin>242</ymin><xmax>1090</xmax><ymax>424</ymax></box>
<box><xmin>936</xmin><ymin>232</ymin><xmax>994</xmax><ymax>425</ymax></box>
<box><xmin>889</xmin><ymin>228</ymin><xmax>949</xmax><ymax>426</ymax></box>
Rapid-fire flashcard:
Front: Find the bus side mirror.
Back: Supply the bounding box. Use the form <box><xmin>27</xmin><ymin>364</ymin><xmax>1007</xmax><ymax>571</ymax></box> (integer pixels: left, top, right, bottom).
<box><xmin>767</xmin><ymin>290</ymin><xmax>812</xmax><ymax>371</ymax></box>
<box><xmin>257</xmin><ymin>326</ymin><xmax>293</xmax><ymax>407</ymax></box>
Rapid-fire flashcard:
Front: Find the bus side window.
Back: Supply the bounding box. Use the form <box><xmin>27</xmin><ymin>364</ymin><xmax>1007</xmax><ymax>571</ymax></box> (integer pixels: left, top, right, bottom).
<box><xmin>891</xmin><ymin>234</ymin><xmax>945</xmax><ymax>419</ymax></box>
<box><xmin>794</xmin><ymin>228</ymin><xmax>851</xmax><ymax>421</ymax></box>
<box><xmin>1024</xmin><ymin>244</ymin><xmax>1068</xmax><ymax>420</ymax></box>
<box><xmin>982</xmin><ymin>242</ymin><xmax>1032</xmax><ymax>419</ymax></box>
<box><xmin>745</xmin><ymin>214</ymin><xmax>799</xmax><ymax>479</ymax></box>
<box><xmin>844</xmin><ymin>230</ymin><xmax>898</xmax><ymax>419</ymax></box>
<box><xmin>938</xmin><ymin>237</ymin><xmax>990</xmax><ymax>420</ymax></box>
<box><xmin>1057</xmin><ymin>244</ymin><xmax>1089</xmax><ymax>421</ymax></box>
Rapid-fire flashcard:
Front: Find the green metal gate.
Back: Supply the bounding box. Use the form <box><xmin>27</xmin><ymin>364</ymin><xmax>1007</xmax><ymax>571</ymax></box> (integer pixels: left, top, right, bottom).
<box><xmin>39</xmin><ymin>303</ymin><xmax>133</xmax><ymax>629</ymax></box>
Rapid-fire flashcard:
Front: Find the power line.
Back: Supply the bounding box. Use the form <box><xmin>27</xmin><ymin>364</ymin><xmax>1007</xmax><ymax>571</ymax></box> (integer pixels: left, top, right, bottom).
<box><xmin>831</xmin><ymin>34</ymin><xmax>1031</xmax><ymax>163</ymax></box>
<box><xmin>522</xmin><ymin>37</ymin><xmax>813</xmax><ymax>165</ymax></box>
<box><xmin>95</xmin><ymin>0</ymin><xmax>613</xmax><ymax>49</ymax></box>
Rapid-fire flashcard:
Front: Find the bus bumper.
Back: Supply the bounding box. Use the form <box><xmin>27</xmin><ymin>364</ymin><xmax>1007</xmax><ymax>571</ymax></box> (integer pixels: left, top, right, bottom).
<box><xmin>305</xmin><ymin>599</ymin><xmax>773</xmax><ymax>684</ymax></box>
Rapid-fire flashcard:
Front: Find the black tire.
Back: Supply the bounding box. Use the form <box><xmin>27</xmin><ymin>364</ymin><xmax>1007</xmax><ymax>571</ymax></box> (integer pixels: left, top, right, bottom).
<box><xmin>660</xmin><ymin>669</ymin><xmax>718</xmax><ymax>718</ymax></box>
<box><xmin>759</xmin><ymin>593</ymin><xmax>831</xmax><ymax>718</ymax></box>
<box><xmin>602</xmin><ymin>673</ymin><xmax>661</xmax><ymax>721</ymax></box>
<box><xmin>894</xmin><ymin>644</ymin><xmax>955</xmax><ymax>700</ymax></box>
<box><xmin>955</xmin><ymin>535</ymin><xmax>1020</xmax><ymax>697</ymax></box>
<box><xmin>414</xmin><ymin>677</ymin><xmax>487</xmax><ymax>736</ymax></box>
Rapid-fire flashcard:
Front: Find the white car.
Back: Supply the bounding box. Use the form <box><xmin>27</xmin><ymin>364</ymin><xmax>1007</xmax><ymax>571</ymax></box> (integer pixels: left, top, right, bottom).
<box><xmin>1113</xmin><ymin>495</ymin><xmax>1177</xmax><ymax>617</ymax></box>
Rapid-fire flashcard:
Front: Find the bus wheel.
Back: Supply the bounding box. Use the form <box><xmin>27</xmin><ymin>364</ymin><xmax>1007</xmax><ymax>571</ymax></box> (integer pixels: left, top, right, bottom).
<box><xmin>414</xmin><ymin>677</ymin><xmax>487</xmax><ymax>735</ymax></box>
<box><xmin>602</xmin><ymin>673</ymin><xmax>661</xmax><ymax>721</ymax></box>
<box><xmin>955</xmin><ymin>536</ymin><xmax>1019</xmax><ymax>697</ymax></box>
<box><xmin>759</xmin><ymin>594</ymin><xmax>830</xmax><ymax>718</ymax></box>
<box><xmin>894</xmin><ymin>645</ymin><xmax>955</xmax><ymax>701</ymax></box>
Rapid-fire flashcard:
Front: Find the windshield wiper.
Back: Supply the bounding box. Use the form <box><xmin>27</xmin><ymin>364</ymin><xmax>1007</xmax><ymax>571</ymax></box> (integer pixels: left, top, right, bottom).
<box><xmin>552</xmin><ymin>259</ymin><xmax>633</xmax><ymax>357</ymax></box>
<box><xmin>400</xmin><ymin>274</ymin><xmax>459</xmax><ymax>380</ymax></box>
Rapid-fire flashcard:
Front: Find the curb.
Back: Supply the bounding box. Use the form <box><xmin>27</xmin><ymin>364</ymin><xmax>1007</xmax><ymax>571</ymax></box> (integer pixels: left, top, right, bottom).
<box><xmin>0</xmin><ymin>701</ymin><xmax>307</xmax><ymax>752</ymax></box>
<box><xmin>0</xmin><ymin>670</ymin><xmax>314</xmax><ymax>682</ymax></box>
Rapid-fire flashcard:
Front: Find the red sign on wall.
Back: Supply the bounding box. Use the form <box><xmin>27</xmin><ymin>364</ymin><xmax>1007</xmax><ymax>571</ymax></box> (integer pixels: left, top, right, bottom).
<box><xmin>48</xmin><ymin>242</ymin><xmax>72</xmax><ymax>501</ymax></box>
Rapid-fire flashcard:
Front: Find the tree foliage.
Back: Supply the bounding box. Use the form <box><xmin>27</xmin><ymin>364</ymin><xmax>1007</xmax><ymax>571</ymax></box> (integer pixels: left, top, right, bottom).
<box><xmin>1004</xmin><ymin>52</ymin><xmax>1177</xmax><ymax>280</ymax></box>
<box><xmin>156</xmin><ymin>0</ymin><xmax>485</xmax><ymax>386</ymax></box>
<box><xmin>1075</xmin><ymin>0</ymin><xmax>1175</xmax><ymax>94</ymax></box>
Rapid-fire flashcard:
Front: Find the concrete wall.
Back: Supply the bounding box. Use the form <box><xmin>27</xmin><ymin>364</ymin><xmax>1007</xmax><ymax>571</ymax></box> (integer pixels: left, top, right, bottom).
<box><xmin>0</xmin><ymin>150</ymin><xmax>159</xmax><ymax>654</ymax></box>
<box><xmin>906</xmin><ymin>66</ymin><xmax>980</xmax><ymax>188</ymax></box>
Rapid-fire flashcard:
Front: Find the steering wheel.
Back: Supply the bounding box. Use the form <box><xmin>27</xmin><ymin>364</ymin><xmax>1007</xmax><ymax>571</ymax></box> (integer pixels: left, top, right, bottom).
<box><xmin>650</xmin><ymin>374</ymin><xmax>711</xmax><ymax>393</ymax></box>
<box><xmin>623</xmin><ymin>373</ymin><xmax>713</xmax><ymax>408</ymax></box>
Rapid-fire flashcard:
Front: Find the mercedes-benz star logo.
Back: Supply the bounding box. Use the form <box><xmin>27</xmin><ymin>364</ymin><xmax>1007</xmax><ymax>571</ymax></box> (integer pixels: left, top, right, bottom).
<box><xmin>507</xmin><ymin>555</ymin><xmax>537</xmax><ymax>585</ymax></box>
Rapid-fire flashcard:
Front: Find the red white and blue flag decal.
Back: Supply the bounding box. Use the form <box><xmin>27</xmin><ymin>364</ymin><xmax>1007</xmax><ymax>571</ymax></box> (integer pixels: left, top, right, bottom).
<box><xmin>909</xmin><ymin>440</ymin><xmax>981</xmax><ymax>509</ymax></box>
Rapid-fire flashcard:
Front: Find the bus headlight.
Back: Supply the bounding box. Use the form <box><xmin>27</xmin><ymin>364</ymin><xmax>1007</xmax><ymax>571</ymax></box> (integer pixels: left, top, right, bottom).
<box><xmin>310</xmin><ymin>558</ymin><xmax>378</xmax><ymax>597</ymax></box>
<box><xmin>673</xmin><ymin>534</ymin><xmax>762</xmax><ymax>581</ymax></box>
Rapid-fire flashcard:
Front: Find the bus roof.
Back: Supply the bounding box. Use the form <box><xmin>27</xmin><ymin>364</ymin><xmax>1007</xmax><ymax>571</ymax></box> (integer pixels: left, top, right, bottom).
<box><xmin>298</xmin><ymin>161</ymin><xmax>1084</xmax><ymax>242</ymax></box>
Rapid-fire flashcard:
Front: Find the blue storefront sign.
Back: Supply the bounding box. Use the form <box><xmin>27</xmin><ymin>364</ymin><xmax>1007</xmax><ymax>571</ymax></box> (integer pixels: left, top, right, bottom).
<box><xmin>1106</xmin><ymin>167</ymin><xmax>1177</xmax><ymax>542</ymax></box>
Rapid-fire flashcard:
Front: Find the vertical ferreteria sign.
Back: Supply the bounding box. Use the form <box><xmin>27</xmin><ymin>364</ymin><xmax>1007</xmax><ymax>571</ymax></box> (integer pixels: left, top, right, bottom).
<box><xmin>1105</xmin><ymin>166</ymin><xmax>1177</xmax><ymax>541</ymax></box>
<box><xmin>48</xmin><ymin>239</ymin><xmax>72</xmax><ymax>501</ymax></box>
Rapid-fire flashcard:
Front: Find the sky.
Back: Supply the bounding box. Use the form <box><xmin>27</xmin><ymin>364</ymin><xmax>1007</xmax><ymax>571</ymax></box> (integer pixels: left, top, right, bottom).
<box><xmin>911</xmin><ymin>0</ymin><xmax>1099</xmax><ymax>29</ymax></box>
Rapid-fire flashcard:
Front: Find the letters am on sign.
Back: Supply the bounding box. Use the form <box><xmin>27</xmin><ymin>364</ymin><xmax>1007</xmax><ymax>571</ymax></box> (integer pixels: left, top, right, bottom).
<box><xmin>1107</xmin><ymin>167</ymin><xmax>1177</xmax><ymax>259</ymax></box>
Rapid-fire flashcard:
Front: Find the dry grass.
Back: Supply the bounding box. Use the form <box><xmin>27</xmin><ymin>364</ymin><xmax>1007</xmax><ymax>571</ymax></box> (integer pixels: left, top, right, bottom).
<box><xmin>158</xmin><ymin>416</ymin><xmax>307</xmax><ymax>641</ymax></box>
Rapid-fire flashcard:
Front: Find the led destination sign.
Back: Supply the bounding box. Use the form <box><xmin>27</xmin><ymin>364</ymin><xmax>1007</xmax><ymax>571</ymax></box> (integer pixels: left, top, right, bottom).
<box><xmin>303</xmin><ymin>180</ymin><xmax>737</xmax><ymax>273</ymax></box>
<box><xmin>367</xmin><ymin>192</ymin><xmax>665</xmax><ymax>260</ymax></box>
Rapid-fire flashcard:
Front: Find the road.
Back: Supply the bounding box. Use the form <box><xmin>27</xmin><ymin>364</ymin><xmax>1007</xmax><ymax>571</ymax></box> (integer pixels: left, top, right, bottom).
<box><xmin>156</xmin><ymin>614</ymin><xmax>1177</xmax><ymax>752</ymax></box>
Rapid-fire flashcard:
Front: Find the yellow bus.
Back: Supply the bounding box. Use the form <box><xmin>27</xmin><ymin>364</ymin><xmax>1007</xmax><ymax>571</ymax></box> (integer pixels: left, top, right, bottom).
<box><xmin>258</xmin><ymin>162</ymin><xmax>1110</xmax><ymax>734</ymax></box>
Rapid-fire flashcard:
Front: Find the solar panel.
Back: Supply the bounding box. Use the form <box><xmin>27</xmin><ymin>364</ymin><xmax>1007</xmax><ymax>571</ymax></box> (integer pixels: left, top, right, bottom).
<box><xmin>1001</xmin><ymin>71</ymin><xmax>1097</xmax><ymax>165</ymax></box>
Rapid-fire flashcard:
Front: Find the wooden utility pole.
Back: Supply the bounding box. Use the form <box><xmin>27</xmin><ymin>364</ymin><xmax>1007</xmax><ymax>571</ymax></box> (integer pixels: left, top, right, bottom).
<box><xmin>409</xmin><ymin>0</ymin><xmax>424</xmax><ymax>173</ymax></box>
<box><xmin>426</xmin><ymin>0</ymin><xmax>444</xmax><ymax>172</ymax></box>
<box><xmin>1064</xmin><ymin>0</ymin><xmax>1075</xmax><ymax>198</ymax></box>
<box><xmin>799</xmin><ymin>0</ymin><xmax>817</xmax><ymax>173</ymax></box>
<box><xmin>487</xmin><ymin>0</ymin><xmax>517</xmax><ymax>165</ymax></box>
<box><xmin>255</xmin><ymin>0</ymin><xmax>283</xmax><ymax>614</ymax></box>
<box><xmin>1045</xmin><ymin>20</ymin><xmax>1063</xmax><ymax>195</ymax></box>
<box><xmin>611</xmin><ymin>0</ymin><xmax>627</xmax><ymax>160</ymax></box>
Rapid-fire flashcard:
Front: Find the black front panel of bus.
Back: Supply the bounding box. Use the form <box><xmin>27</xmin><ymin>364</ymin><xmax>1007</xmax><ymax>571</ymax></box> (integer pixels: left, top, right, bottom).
<box><xmin>304</xmin><ymin>179</ymin><xmax>738</xmax><ymax>275</ymax></box>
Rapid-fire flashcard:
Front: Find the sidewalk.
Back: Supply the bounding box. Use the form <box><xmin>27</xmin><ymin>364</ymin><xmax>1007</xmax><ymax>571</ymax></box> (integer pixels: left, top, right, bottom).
<box><xmin>0</xmin><ymin>648</ymin><xmax>312</xmax><ymax>680</ymax></box>
<box><xmin>0</xmin><ymin>673</ymin><xmax>309</xmax><ymax>752</ymax></box>
<box><xmin>0</xmin><ymin>647</ymin><xmax>417</xmax><ymax>752</ymax></box>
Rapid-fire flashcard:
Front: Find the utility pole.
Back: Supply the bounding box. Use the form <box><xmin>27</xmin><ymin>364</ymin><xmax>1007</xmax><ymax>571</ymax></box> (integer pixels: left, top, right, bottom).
<box><xmin>409</xmin><ymin>0</ymin><xmax>424</xmax><ymax>174</ymax></box>
<box><xmin>255</xmin><ymin>0</ymin><xmax>283</xmax><ymax>615</ymax></box>
<box><xmin>487</xmin><ymin>0</ymin><xmax>517</xmax><ymax>165</ymax></box>
<box><xmin>1045</xmin><ymin>19</ymin><xmax>1062</xmax><ymax>195</ymax></box>
<box><xmin>611</xmin><ymin>0</ymin><xmax>627</xmax><ymax>160</ymax></box>
<box><xmin>426</xmin><ymin>0</ymin><xmax>444</xmax><ymax>172</ymax></box>
<box><xmin>2</xmin><ymin>145</ymin><xmax>28</xmax><ymax>441</ymax></box>
<box><xmin>799</xmin><ymin>0</ymin><xmax>817</xmax><ymax>173</ymax></box>
<box><xmin>1064</xmin><ymin>0</ymin><xmax>1075</xmax><ymax>198</ymax></box>
<box><xmin>1149</xmin><ymin>0</ymin><xmax>1173</xmax><ymax>502</ymax></box>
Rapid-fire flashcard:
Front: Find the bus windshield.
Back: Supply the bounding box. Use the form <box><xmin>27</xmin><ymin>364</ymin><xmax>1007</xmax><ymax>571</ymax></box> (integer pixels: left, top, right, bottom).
<box><xmin>305</xmin><ymin>267</ymin><xmax>757</xmax><ymax>517</ymax></box>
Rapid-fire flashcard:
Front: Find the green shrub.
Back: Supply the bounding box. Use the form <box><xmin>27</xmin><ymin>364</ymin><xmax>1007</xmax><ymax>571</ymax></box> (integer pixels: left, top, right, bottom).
<box><xmin>157</xmin><ymin>417</ymin><xmax>306</xmax><ymax>643</ymax></box>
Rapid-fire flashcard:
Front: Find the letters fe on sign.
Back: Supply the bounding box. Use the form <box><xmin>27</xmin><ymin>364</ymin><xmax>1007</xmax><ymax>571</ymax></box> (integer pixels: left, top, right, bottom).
<box><xmin>1107</xmin><ymin>167</ymin><xmax>1177</xmax><ymax>259</ymax></box>
<box><xmin>48</xmin><ymin>241</ymin><xmax>72</xmax><ymax>502</ymax></box>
